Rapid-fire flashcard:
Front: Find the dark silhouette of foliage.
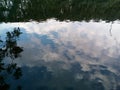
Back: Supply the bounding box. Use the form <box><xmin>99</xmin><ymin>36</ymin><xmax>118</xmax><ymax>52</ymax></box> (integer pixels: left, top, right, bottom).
<box><xmin>0</xmin><ymin>28</ymin><xmax>23</xmax><ymax>90</ymax></box>
<box><xmin>0</xmin><ymin>0</ymin><xmax>120</xmax><ymax>22</ymax></box>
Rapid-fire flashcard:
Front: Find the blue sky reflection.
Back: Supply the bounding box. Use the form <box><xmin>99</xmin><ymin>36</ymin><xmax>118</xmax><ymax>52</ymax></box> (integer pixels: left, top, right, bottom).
<box><xmin>1</xmin><ymin>19</ymin><xmax>120</xmax><ymax>90</ymax></box>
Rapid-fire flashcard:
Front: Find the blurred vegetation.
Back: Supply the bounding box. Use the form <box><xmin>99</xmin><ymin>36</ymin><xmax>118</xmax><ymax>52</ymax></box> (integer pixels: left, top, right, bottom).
<box><xmin>0</xmin><ymin>28</ymin><xmax>23</xmax><ymax>90</ymax></box>
<box><xmin>0</xmin><ymin>0</ymin><xmax>120</xmax><ymax>22</ymax></box>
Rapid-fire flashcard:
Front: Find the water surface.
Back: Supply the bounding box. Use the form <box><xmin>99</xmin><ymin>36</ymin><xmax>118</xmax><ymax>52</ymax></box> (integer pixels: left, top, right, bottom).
<box><xmin>1</xmin><ymin>19</ymin><xmax>120</xmax><ymax>90</ymax></box>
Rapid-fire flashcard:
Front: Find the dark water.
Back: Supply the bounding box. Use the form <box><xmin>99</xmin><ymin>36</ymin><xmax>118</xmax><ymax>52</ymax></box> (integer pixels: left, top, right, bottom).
<box><xmin>1</xmin><ymin>0</ymin><xmax>120</xmax><ymax>90</ymax></box>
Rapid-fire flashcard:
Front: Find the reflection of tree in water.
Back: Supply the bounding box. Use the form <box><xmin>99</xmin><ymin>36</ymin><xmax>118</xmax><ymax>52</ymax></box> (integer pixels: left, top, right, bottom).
<box><xmin>0</xmin><ymin>28</ymin><xmax>23</xmax><ymax>90</ymax></box>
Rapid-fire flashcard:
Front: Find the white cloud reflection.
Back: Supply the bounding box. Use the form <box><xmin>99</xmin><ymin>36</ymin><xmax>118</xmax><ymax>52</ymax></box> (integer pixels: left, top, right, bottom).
<box><xmin>1</xmin><ymin>19</ymin><xmax>120</xmax><ymax>73</ymax></box>
<box><xmin>1</xmin><ymin>19</ymin><xmax>120</xmax><ymax>89</ymax></box>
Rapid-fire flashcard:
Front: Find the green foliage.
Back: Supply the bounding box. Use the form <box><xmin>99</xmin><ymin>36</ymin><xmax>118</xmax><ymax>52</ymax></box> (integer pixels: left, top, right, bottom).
<box><xmin>0</xmin><ymin>0</ymin><xmax>120</xmax><ymax>22</ymax></box>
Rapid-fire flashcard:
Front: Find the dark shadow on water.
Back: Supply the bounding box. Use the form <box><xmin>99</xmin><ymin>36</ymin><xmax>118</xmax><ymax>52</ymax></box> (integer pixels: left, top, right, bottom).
<box><xmin>0</xmin><ymin>28</ymin><xmax>23</xmax><ymax>90</ymax></box>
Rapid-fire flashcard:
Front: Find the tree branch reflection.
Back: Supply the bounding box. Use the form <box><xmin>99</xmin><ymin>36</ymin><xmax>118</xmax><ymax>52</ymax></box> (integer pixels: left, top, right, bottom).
<box><xmin>0</xmin><ymin>28</ymin><xmax>23</xmax><ymax>90</ymax></box>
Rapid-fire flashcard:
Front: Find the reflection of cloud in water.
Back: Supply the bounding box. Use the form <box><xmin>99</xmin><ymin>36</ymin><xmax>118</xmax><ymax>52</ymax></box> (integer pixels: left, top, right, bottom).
<box><xmin>1</xmin><ymin>19</ymin><xmax>120</xmax><ymax>89</ymax></box>
<box><xmin>0</xmin><ymin>20</ymin><xmax>120</xmax><ymax>69</ymax></box>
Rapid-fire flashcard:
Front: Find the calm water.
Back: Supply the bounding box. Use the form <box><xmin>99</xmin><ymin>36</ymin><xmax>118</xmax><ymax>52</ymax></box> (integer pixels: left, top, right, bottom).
<box><xmin>0</xmin><ymin>19</ymin><xmax>120</xmax><ymax>90</ymax></box>
<box><xmin>1</xmin><ymin>0</ymin><xmax>120</xmax><ymax>90</ymax></box>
